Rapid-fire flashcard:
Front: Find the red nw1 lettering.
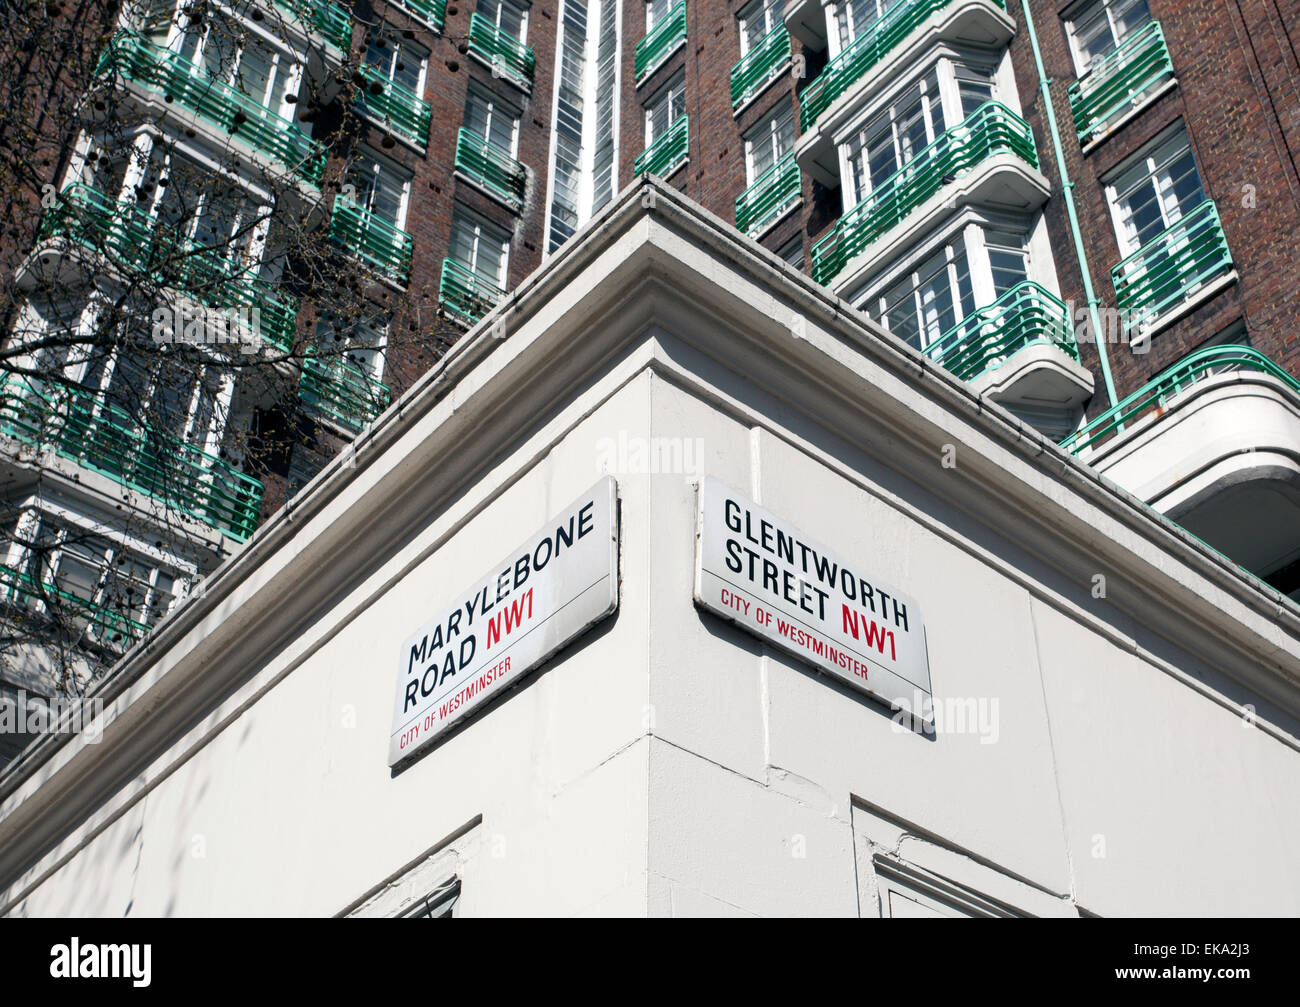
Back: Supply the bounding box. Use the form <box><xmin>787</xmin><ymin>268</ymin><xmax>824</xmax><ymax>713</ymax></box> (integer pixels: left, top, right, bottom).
<box><xmin>486</xmin><ymin>588</ymin><xmax>534</xmax><ymax>650</ymax></box>
<box><xmin>842</xmin><ymin>604</ymin><xmax>890</xmax><ymax>656</ymax></box>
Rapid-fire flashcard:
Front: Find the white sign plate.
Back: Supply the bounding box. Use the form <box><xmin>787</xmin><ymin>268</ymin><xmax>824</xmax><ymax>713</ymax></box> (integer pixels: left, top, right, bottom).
<box><xmin>694</xmin><ymin>477</ymin><xmax>931</xmax><ymax>712</ymax></box>
<box><xmin>389</xmin><ymin>478</ymin><xmax>619</xmax><ymax>765</ymax></box>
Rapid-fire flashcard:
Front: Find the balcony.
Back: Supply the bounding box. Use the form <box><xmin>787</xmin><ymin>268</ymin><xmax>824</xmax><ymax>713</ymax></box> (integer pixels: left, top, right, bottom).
<box><xmin>329</xmin><ymin>195</ymin><xmax>414</xmax><ymax>288</ymax></box>
<box><xmin>1112</xmin><ymin>198</ymin><xmax>1235</xmax><ymax>338</ymax></box>
<box><xmin>97</xmin><ymin>33</ymin><xmax>327</xmax><ymax>186</ymax></box>
<box><xmin>298</xmin><ymin>356</ymin><xmax>392</xmax><ymax>434</ymax></box>
<box><xmin>634</xmin><ymin>116</ymin><xmax>689</xmax><ymax>178</ymax></box>
<box><xmin>468</xmin><ymin>12</ymin><xmax>536</xmax><ymax>92</ymax></box>
<box><xmin>34</xmin><ymin>183</ymin><xmax>299</xmax><ymax>352</ymax></box>
<box><xmin>0</xmin><ymin>375</ymin><xmax>265</xmax><ymax>543</ymax></box>
<box><xmin>0</xmin><ymin>562</ymin><xmax>150</xmax><ymax>644</ymax></box>
<box><xmin>924</xmin><ymin>281</ymin><xmax>1094</xmax><ymax>435</ymax></box>
<box><xmin>731</xmin><ymin>26</ymin><xmax>791</xmax><ymax>111</ymax></box>
<box><xmin>785</xmin><ymin>0</ymin><xmax>829</xmax><ymax>52</ymax></box>
<box><xmin>454</xmin><ymin>128</ymin><xmax>527</xmax><ymax>210</ymax></box>
<box><xmin>275</xmin><ymin>0</ymin><xmax>354</xmax><ymax>53</ymax></box>
<box><xmin>810</xmin><ymin>102</ymin><xmax>1040</xmax><ymax>287</ymax></box>
<box><xmin>1061</xmin><ymin>346</ymin><xmax>1300</xmax><ymax>597</ymax></box>
<box><xmin>439</xmin><ymin>258</ymin><xmax>506</xmax><ymax>326</ymax></box>
<box><xmin>636</xmin><ymin>1</ymin><xmax>687</xmax><ymax>84</ymax></box>
<box><xmin>794</xmin><ymin>0</ymin><xmax>1013</xmax><ymax>186</ymax></box>
<box><xmin>1068</xmin><ymin>21</ymin><xmax>1175</xmax><ymax>150</ymax></box>
<box><xmin>391</xmin><ymin>0</ymin><xmax>447</xmax><ymax>31</ymax></box>
<box><xmin>357</xmin><ymin>64</ymin><xmax>432</xmax><ymax>149</ymax></box>
<box><xmin>736</xmin><ymin>153</ymin><xmax>801</xmax><ymax>238</ymax></box>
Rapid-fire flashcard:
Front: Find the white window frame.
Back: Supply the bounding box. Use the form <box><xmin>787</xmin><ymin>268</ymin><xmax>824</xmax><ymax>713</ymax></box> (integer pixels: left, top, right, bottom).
<box><xmin>345</xmin><ymin>148</ymin><xmax>413</xmax><ymax>231</ymax></box>
<box><xmin>465</xmin><ymin>83</ymin><xmax>521</xmax><ymax>157</ymax></box>
<box><xmin>1064</xmin><ymin>0</ymin><xmax>1154</xmax><ymax>78</ymax></box>
<box><xmin>737</xmin><ymin>0</ymin><xmax>783</xmax><ymax>55</ymax></box>
<box><xmin>479</xmin><ymin>0</ymin><xmax>530</xmax><ymax>45</ymax></box>
<box><xmin>449</xmin><ymin>206</ymin><xmax>512</xmax><ymax>289</ymax></box>
<box><xmin>1102</xmin><ymin>123</ymin><xmax>1205</xmax><ymax>259</ymax></box>
<box><xmin>644</xmin><ymin>72</ymin><xmax>686</xmax><ymax>146</ymax></box>
<box><xmin>744</xmin><ymin>102</ymin><xmax>795</xmax><ymax>185</ymax></box>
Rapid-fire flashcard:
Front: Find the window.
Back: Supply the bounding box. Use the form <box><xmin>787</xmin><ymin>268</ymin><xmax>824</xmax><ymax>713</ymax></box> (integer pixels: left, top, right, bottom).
<box><xmin>465</xmin><ymin>84</ymin><xmax>520</xmax><ymax>156</ymax></box>
<box><xmin>955</xmin><ymin>65</ymin><xmax>995</xmax><ymax>119</ymax></box>
<box><xmin>777</xmin><ymin>235</ymin><xmax>804</xmax><ymax>270</ymax></box>
<box><xmin>869</xmin><ymin>243</ymin><xmax>976</xmax><ymax>351</ymax></box>
<box><xmin>739</xmin><ymin>0</ymin><xmax>783</xmax><ymax>53</ymax></box>
<box><xmin>843</xmin><ymin>69</ymin><xmax>943</xmax><ymax>206</ymax></box>
<box><xmin>362</xmin><ymin>28</ymin><xmax>428</xmax><ymax>97</ymax></box>
<box><xmin>174</xmin><ymin>5</ymin><xmax>301</xmax><ymax>118</ymax></box>
<box><xmin>745</xmin><ymin>102</ymin><xmax>795</xmax><ymax>185</ymax></box>
<box><xmin>345</xmin><ymin>154</ymin><xmax>411</xmax><ymax>230</ymax></box>
<box><xmin>1065</xmin><ymin>0</ymin><xmax>1153</xmax><ymax>75</ymax></box>
<box><xmin>985</xmin><ymin>230</ymin><xmax>1029</xmax><ymax>296</ymax></box>
<box><xmin>398</xmin><ymin>880</ymin><xmax>461</xmax><ymax>918</ymax></box>
<box><xmin>1106</xmin><ymin>127</ymin><xmax>1205</xmax><ymax>258</ymax></box>
<box><xmin>3</xmin><ymin>512</ymin><xmax>184</xmax><ymax>643</ymax></box>
<box><xmin>835</xmin><ymin>0</ymin><xmax>889</xmax><ymax>52</ymax></box>
<box><xmin>645</xmin><ymin>0</ymin><xmax>672</xmax><ymax>32</ymax></box>
<box><xmin>449</xmin><ymin>208</ymin><xmax>511</xmax><ymax>289</ymax></box>
<box><xmin>478</xmin><ymin>0</ymin><xmax>529</xmax><ymax>43</ymax></box>
<box><xmin>645</xmin><ymin>74</ymin><xmax>686</xmax><ymax>145</ymax></box>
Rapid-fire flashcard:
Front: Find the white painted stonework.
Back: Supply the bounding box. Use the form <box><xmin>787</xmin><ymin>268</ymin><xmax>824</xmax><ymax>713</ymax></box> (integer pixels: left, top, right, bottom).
<box><xmin>0</xmin><ymin>182</ymin><xmax>1298</xmax><ymax>917</ymax></box>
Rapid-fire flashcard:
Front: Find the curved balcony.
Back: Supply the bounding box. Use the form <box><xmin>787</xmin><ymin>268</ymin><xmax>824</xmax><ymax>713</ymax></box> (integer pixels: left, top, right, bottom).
<box><xmin>810</xmin><ymin>102</ymin><xmax>1042</xmax><ymax>290</ymax></box>
<box><xmin>97</xmin><ymin>33</ymin><xmax>327</xmax><ymax>186</ymax></box>
<box><xmin>439</xmin><ymin>258</ymin><xmax>506</xmax><ymax>327</ymax></box>
<box><xmin>454</xmin><ymin>128</ymin><xmax>527</xmax><ymax>210</ymax></box>
<box><xmin>298</xmin><ymin>356</ymin><xmax>392</xmax><ymax>434</ymax></box>
<box><xmin>276</xmin><ymin>0</ymin><xmax>354</xmax><ymax>53</ymax></box>
<box><xmin>1063</xmin><ymin>346</ymin><xmax>1300</xmax><ymax>595</ymax></box>
<box><xmin>0</xmin><ymin>563</ymin><xmax>150</xmax><ymax>644</ymax></box>
<box><xmin>636</xmin><ymin>2</ymin><xmax>688</xmax><ymax>85</ymax></box>
<box><xmin>634</xmin><ymin>116</ymin><xmax>690</xmax><ymax>178</ymax></box>
<box><xmin>28</xmin><ymin>183</ymin><xmax>298</xmax><ymax>353</ymax></box>
<box><xmin>0</xmin><ymin>375</ymin><xmax>265</xmax><ymax>543</ymax></box>
<box><xmin>391</xmin><ymin>0</ymin><xmax>447</xmax><ymax>32</ymax></box>
<box><xmin>795</xmin><ymin>0</ymin><xmax>1013</xmax><ymax>187</ymax></box>
<box><xmin>468</xmin><ymin>12</ymin><xmax>536</xmax><ymax>92</ymax></box>
<box><xmin>328</xmin><ymin>195</ymin><xmax>414</xmax><ymax>288</ymax></box>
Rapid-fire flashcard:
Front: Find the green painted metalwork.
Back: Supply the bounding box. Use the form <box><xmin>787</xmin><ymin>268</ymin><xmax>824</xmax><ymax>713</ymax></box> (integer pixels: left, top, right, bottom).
<box><xmin>468</xmin><ymin>12</ymin><xmax>536</xmax><ymax>91</ymax></box>
<box><xmin>735</xmin><ymin>152</ymin><xmax>801</xmax><ymax>237</ymax></box>
<box><xmin>455</xmin><ymin>128</ymin><xmax>526</xmax><ymax>209</ymax></box>
<box><xmin>636</xmin><ymin>2</ymin><xmax>687</xmax><ymax>83</ymax></box>
<box><xmin>276</xmin><ymin>0</ymin><xmax>354</xmax><ymax>52</ymax></box>
<box><xmin>0</xmin><ymin>375</ymin><xmax>265</xmax><ymax>542</ymax></box>
<box><xmin>731</xmin><ymin>26</ymin><xmax>791</xmax><ymax>110</ymax></box>
<box><xmin>1060</xmin><ymin>345</ymin><xmax>1299</xmax><ymax>455</ymax></box>
<box><xmin>328</xmin><ymin>194</ymin><xmax>414</xmax><ymax>287</ymax></box>
<box><xmin>810</xmin><ymin>101</ymin><xmax>1037</xmax><ymax>285</ymax></box>
<box><xmin>634</xmin><ymin>115</ymin><xmax>689</xmax><ymax>177</ymax></box>
<box><xmin>0</xmin><ymin>562</ymin><xmax>152</xmax><ymax>643</ymax></box>
<box><xmin>438</xmin><ymin>258</ymin><xmax>506</xmax><ymax>326</ymax></box>
<box><xmin>98</xmin><ymin>32</ymin><xmax>327</xmax><ymax>185</ymax></box>
<box><xmin>357</xmin><ymin>63</ymin><xmax>433</xmax><ymax>148</ymax></box>
<box><xmin>800</xmin><ymin>0</ymin><xmax>1006</xmax><ymax>130</ymax></box>
<box><xmin>1111</xmin><ymin>198</ymin><xmax>1233</xmax><ymax>334</ymax></box>
<box><xmin>298</xmin><ymin>355</ymin><xmax>392</xmax><ymax>433</ymax></box>
<box><xmin>924</xmin><ymin>281</ymin><xmax>1078</xmax><ymax>382</ymax></box>
<box><xmin>1068</xmin><ymin>20</ymin><xmax>1174</xmax><ymax>147</ymax></box>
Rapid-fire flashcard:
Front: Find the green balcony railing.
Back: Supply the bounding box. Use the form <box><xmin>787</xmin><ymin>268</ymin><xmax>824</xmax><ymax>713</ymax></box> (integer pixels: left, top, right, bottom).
<box><xmin>0</xmin><ymin>375</ymin><xmax>265</xmax><ymax>542</ymax></box>
<box><xmin>735</xmin><ymin>153</ymin><xmax>801</xmax><ymax>237</ymax></box>
<box><xmin>731</xmin><ymin>26</ymin><xmax>790</xmax><ymax>110</ymax></box>
<box><xmin>799</xmin><ymin>0</ymin><xmax>1006</xmax><ymax>131</ymax></box>
<box><xmin>1060</xmin><ymin>345</ymin><xmax>1300</xmax><ymax>455</ymax></box>
<box><xmin>923</xmin><ymin>281</ymin><xmax>1078</xmax><ymax>383</ymax></box>
<box><xmin>392</xmin><ymin>0</ymin><xmax>447</xmax><ymax>31</ymax></box>
<box><xmin>41</xmin><ymin>183</ymin><xmax>299</xmax><ymax>352</ymax></box>
<box><xmin>98</xmin><ymin>32</ymin><xmax>327</xmax><ymax>185</ymax></box>
<box><xmin>357</xmin><ymin>63</ymin><xmax>432</xmax><ymax>148</ymax></box>
<box><xmin>810</xmin><ymin>101</ymin><xmax>1037</xmax><ymax>285</ymax></box>
<box><xmin>298</xmin><ymin>355</ymin><xmax>392</xmax><ymax>433</ymax></box>
<box><xmin>1111</xmin><ymin>198</ymin><xmax>1233</xmax><ymax>334</ymax></box>
<box><xmin>455</xmin><ymin>128</ymin><xmax>526</xmax><ymax>209</ymax></box>
<box><xmin>275</xmin><ymin>0</ymin><xmax>354</xmax><ymax>52</ymax></box>
<box><xmin>1068</xmin><ymin>20</ymin><xmax>1174</xmax><ymax>147</ymax></box>
<box><xmin>636</xmin><ymin>1</ymin><xmax>687</xmax><ymax>84</ymax></box>
<box><xmin>329</xmin><ymin>194</ymin><xmax>414</xmax><ymax>287</ymax></box>
<box><xmin>0</xmin><ymin>562</ymin><xmax>153</xmax><ymax>644</ymax></box>
<box><xmin>439</xmin><ymin>258</ymin><xmax>506</xmax><ymax>326</ymax></box>
<box><xmin>468</xmin><ymin>12</ymin><xmax>535</xmax><ymax>91</ymax></box>
<box><xmin>634</xmin><ymin>115</ymin><xmax>689</xmax><ymax>178</ymax></box>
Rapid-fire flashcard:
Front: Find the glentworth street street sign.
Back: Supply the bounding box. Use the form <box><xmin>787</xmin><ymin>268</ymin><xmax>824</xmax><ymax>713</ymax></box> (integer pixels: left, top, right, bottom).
<box><xmin>389</xmin><ymin>478</ymin><xmax>619</xmax><ymax>766</ymax></box>
<box><xmin>694</xmin><ymin>477</ymin><xmax>931</xmax><ymax>715</ymax></box>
